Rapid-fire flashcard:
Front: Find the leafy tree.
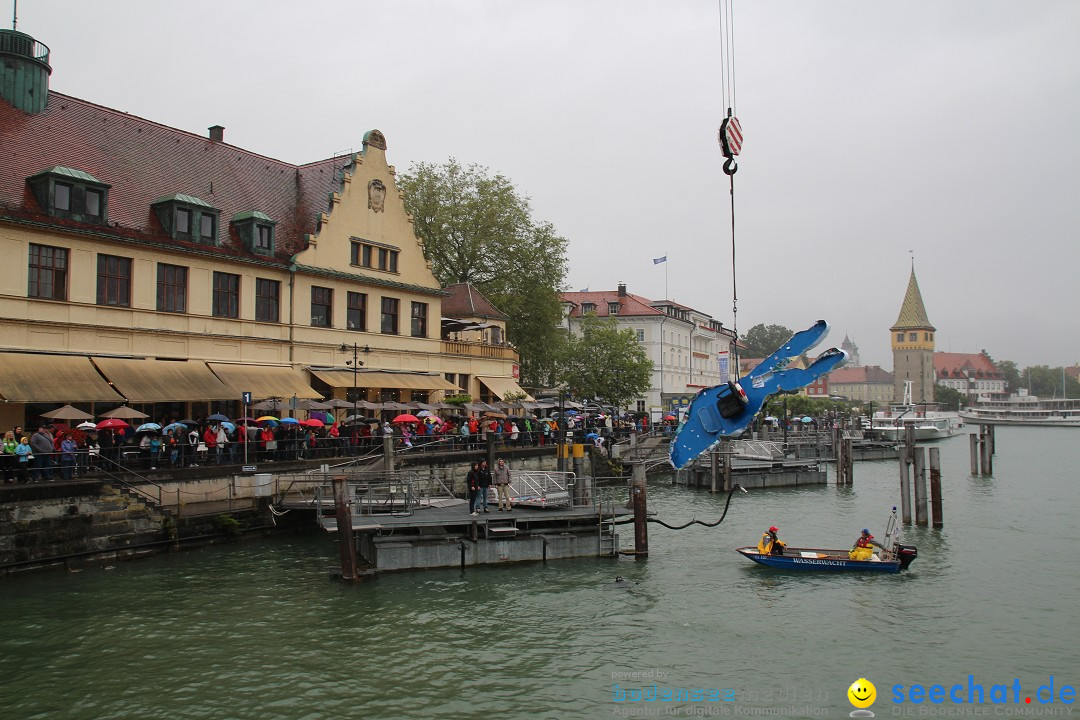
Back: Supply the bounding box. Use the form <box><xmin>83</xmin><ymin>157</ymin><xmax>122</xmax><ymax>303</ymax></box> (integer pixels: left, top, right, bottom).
<box><xmin>934</xmin><ymin>384</ymin><xmax>966</xmax><ymax>410</ymax></box>
<box><xmin>741</xmin><ymin>323</ymin><xmax>794</xmax><ymax>358</ymax></box>
<box><xmin>1024</xmin><ymin>366</ymin><xmax>1077</xmax><ymax>398</ymax></box>
<box><xmin>559</xmin><ymin>315</ymin><xmax>653</xmax><ymax>408</ymax></box>
<box><xmin>995</xmin><ymin>359</ymin><xmax>1021</xmax><ymax>392</ymax></box>
<box><xmin>397</xmin><ymin>159</ymin><xmax>569</xmax><ymax>388</ymax></box>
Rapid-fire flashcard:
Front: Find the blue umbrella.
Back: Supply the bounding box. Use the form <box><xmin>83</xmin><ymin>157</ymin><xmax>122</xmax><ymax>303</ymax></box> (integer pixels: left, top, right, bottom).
<box><xmin>280</xmin><ymin>417</ymin><xmax>300</xmax><ymax>425</ymax></box>
<box><xmin>585</xmin><ymin>432</ymin><xmax>599</xmax><ymax>440</ymax></box>
<box><xmin>207</xmin><ymin>413</ymin><xmax>230</xmax><ymax>422</ymax></box>
<box><xmin>221</xmin><ymin>421</ymin><xmax>236</xmax><ymax>433</ymax></box>
<box><xmin>162</xmin><ymin>422</ymin><xmax>188</xmax><ymax>434</ymax></box>
<box><xmin>564</xmin><ymin>409</ymin><xmax>579</xmax><ymax>415</ymax></box>
<box><xmin>136</xmin><ymin>422</ymin><xmax>162</xmax><ymax>433</ymax></box>
<box><xmin>801</xmin><ymin>416</ymin><xmax>813</xmax><ymax>423</ymax></box>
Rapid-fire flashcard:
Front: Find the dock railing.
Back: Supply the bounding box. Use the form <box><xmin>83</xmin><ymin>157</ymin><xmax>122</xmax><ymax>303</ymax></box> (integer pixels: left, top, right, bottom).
<box><xmin>503</xmin><ymin>470</ymin><xmax>575</xmax><ymax>509</ymax></box>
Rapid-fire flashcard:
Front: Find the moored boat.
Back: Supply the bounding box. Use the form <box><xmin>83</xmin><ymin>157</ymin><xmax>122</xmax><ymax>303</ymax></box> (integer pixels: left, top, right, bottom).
<box><xmin>960</xmin><ymin>390</ymin><xmax>1080</xmax><ymax>428</ymax></box>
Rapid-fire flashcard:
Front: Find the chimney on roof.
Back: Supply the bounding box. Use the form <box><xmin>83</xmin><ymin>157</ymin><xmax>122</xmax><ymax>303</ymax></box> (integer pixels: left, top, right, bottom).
<box><xmin>208</xmin><ymin>125</ymin><xmax>225</xmax><ymax>142</ymax></box>
<box><xmin>617</xmin><ymin>282</ymin><xmax>627</xmax><ymax>297</ymax></box>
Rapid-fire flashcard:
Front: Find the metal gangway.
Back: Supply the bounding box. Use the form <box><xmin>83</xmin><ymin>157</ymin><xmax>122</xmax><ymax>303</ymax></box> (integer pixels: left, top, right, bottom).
<box><xmin>496</xmin><ymin>470</ymin><xmax>575</xmax><ymax>509</ymax></box>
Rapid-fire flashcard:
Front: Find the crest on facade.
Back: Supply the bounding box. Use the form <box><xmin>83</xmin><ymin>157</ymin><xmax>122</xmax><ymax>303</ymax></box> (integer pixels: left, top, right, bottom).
<box><xmin>368</xmin><ymin>179</ymin><xmax>387</xmax><ymax>213</ymax></box>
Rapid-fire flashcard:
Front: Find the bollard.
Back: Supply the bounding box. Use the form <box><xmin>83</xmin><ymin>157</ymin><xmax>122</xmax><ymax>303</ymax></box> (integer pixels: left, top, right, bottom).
<box><xmin>710</xmin><ymin>448</ymin><xmax>719</xmax><ymax>493</ymax></box>
<box><xmin>899</xmin><ymin>445</ymin><xmax>912</xmax><ymax>525</ymax></box>
<box><xmin>929</xmin><ymin>447</ymin><xmax>943</xmax><ymax>528</ymax></box>
<box><xmin>981</xmin><ymin>426</ymin><xmax>993</xmax><ymax>476</ymax></box>
<box><xmin>913</xmin><ymin>446</ymin><xmax>928</xmax><ymax>527</ymax></box>
<box><xmin>721</xmin><ymin>439</ymin><xmax>732</xmax><ymax>493</ymax></box>
<box><xmin>383</xmin><ymin>434</ymin><xmax>395</xmax><ymax>472</ymax></box>
<box><xmin>332</xmin><ymin>475</ymin><xmax>357</xmax><ymax>581</ymax></box>
<box><xmin>631</xmin><ymin>463</ymin><xmax>648</xmax><ymax>556</ymax></box>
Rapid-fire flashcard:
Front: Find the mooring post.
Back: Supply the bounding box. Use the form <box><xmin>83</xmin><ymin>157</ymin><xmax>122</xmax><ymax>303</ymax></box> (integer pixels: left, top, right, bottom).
<box><xmin>842</xmin><ymin>436</ymin><xmax>851</xmax><ymax>487</ymax></box>
<box><xmin>721</xmin><ymin>439</ymin><xmax>732</xmax><ymax>493</ymax></box>
<box><xmin>969</xmin><ymin>432</ymin><xmax>979</xmax><ymax>475</ymax></box>
<box><xmin>913</xmin><ymin>446</ymin><xmax>928</xmax><ymax>527</ymax></box>
<box><xmin>988</xmin><ymin>425</ymin><xmax>995</xmax><ymax>455</ymax></box>
<box><xmin>383</xmin><ymin>434</ymin><xmax>395</xmax><ymax>472</ymax></box>
<box><xmin>929</xmin><ymin>447</ymin><xmax>943</xmax><ymax>528</ymax></box>
<box><xmin>835</xmin><ymin>433</ymin><xmax>844</xmax><ymax>484</ymax></box>
<box><xmin>981</xmin><ymin>426</ymin><xmax>993</xmax><ymax>476</ymax></box>
<box><xmin>631</xmin><ymin>462</ymin><xmax>648</xmax><ymax>556</ymax></box>
<box><xmin>710</xmin><ymin>448</ymin><xmax>719</xmax><ymax>493</ymax></box>
<box><xmin>332</xmin><ymin>475</ymin><xmax>357</xmax><ymax>582</ymax></box>
<box><xmin>899</xmin><ymin>445</ymin><xmax>912</xmax><ymax>525</ymax></box>
<box><xmin>486</xmin><ymin>432</ymin><xmax>496</xmax><ymax>470</ymax></box>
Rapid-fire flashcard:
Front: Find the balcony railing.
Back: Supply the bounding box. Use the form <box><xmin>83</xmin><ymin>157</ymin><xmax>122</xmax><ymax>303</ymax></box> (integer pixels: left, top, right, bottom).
<box><xmin>441</xmin><ymin>339</ymin><xmax>519</xmax><ymax>360</ymax></box>
<box><xmin>0</xmin><ymin>31</ymin><xmax>50</xmax><ymax>64</ymax></box>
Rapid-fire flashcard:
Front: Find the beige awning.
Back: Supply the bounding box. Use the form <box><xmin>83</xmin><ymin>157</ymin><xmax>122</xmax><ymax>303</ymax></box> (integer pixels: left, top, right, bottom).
<box><xmin>208</xmin><ymin>363</ymin><xmax>323</xmax><ymax>400</ymax></box>
<box><xmin>477</xmin><ymin>376</ymin><xmax>534</xmax><ymax>401</ymax></box>
<box><xmin>91</xmin><ymin>358</ymin><xmax>235</xmax><ymax>402</ymax></box>
<box><xmin>0</xmin><ymin>353</ymin><xmax>124</xmax><ymax>403</ymax></box>
<box><xmin>310</xmin><ymin>369</ymin><xmax>460</xmax><ymax>391</ymax></box>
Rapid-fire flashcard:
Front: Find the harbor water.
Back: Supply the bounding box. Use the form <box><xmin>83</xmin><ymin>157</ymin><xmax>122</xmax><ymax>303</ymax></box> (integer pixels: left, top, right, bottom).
<box><xmin>1</xmin><ymin>426</ymin><xmax>1077</xmax><ymax>719</ymax></box>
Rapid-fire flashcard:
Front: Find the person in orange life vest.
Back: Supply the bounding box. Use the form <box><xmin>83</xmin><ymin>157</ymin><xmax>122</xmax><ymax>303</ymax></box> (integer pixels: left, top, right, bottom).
<box><xmin>849</xmin><ymin>529</ymin><xmax>884</xmax><ymax>560</ymax></box>
<box><xmin>758</xmin><ymin>525</ymin><xmax>786</xmax><ymax>555</ymax></box>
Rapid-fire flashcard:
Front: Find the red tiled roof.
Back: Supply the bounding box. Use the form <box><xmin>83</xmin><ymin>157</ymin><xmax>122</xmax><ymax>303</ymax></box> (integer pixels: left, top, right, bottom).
<box><xmin>0</xmin><ymin>92</ymin><xmax>347</xmax><ymax>261</ymax></box>
<box><xmin>828</xmin><ymin>365</ymin><xmax>893</xmax><ymax>384</ymax></box>
<box><xmin>442</xmin><ymin>283</ymin><xmax>508</xmax><ymax>320</ymax></box>
<box><xmin>560</xmin><ymin>290</ymin><xmax>664</xmax><ymax>318</ymax></box>
<box><xmin>934</xmin><ymin>352</ymin><xmax>1001</xmax><ymax>379</ymax></box>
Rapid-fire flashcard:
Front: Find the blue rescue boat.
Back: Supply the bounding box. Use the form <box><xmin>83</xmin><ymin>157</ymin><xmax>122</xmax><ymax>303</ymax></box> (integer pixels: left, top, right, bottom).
<box><xmin>735</xmin><ymin>544</ymin><xmax>917</xmax><ymax>573</ymax></box>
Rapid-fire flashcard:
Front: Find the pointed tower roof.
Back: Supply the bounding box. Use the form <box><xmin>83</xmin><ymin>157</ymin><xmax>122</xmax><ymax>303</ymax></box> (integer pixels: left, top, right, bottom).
<box><xmin>891</xmin><ymin>268</ymin><xmax>935</xmax><ymax>331</ymax></box>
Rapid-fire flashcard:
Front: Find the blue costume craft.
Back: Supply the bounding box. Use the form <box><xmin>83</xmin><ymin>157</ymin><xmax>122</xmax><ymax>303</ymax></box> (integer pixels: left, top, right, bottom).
<box><xmin>670</xmin><ymin>320</ymin><xmax>847</xmax><ymax>469</ymax></box>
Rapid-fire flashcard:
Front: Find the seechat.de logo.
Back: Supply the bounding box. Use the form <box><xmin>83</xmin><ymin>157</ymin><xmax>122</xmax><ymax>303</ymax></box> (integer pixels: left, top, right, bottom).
<box><xmin>848</xmin><ymin>677</ymin><xmax>877</xmax><ymax>717</ymax></box>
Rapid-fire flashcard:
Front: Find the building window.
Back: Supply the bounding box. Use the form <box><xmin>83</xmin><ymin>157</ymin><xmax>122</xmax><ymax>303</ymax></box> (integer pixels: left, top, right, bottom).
<box><xmin>200</xmin><ymin>213</ymin><xmax>216</xmax><ymax>244</ymax></box>
<box><xmin>637</xmin><ymin>400</ymin><xmax>646</xmax><ymax>412</ymax></box>
<box><xmin>491</xmin><ymin>325</ymin><xmax>502</xmax><ymax>344</ymax></box>
<box><xmin>54</xmin><ymin>183</ymin><xmax>71</xmax><ymax>211</ymax></box>
<box><xmin>351</xmin><ymin>240</ymin><xmax>398</xmax><ymax>272</ymax></box>
<box><xmin>896</xmin><ymin>333</ymin><xmax>904</xmax><ymax>342</ymax></box>
<box><xmin>157</xmin><ymin>263</ymin><xmax>188</xmax><ymax>313</ymax></box>
<box><xmin>636</xmin><ymin>329</ymin><xmax>645</xmax><ymax>342</ymax></box>
<box><xmin>311</xmin><ymin>286</ymin><xmax>332</xmax><ymax>327</ymax></box>
<box><xmin>608</xmin><ymin>302</ymin><xmax>619</xmax><ymax>315</ymax></box>
<box><xmin>256</xmin><ymin>225</ymin><xmax>272</xmax><ymax>252</ymax></box>
<box><xmin>85</xmin><ymin>188</ymin><xmax>103</xmax><ymax>218</ymax></box>
<box><xmin>28</xmin><ymin>243</ymin><xmax>68</xmax><ymax>300</ymax></box>
<box><xmin>908</xmin><ymin>332</ymin><xmax>917</xmax><ymax>341</ymax></box>
<box><xmin>347</xmin><ymin>292</ymin><xmax>367</xmax><ymax>331</ymax></box>
<box><xmin>582</xmin><ymin>303</ymin><xmax>595</xmax><ymax>314</ymax></box>
<box><xmin>381</xmin><ymin>297</ymin><xmax>399</xmax><ymax>334</ymax></box>
<box><xmin>255</xmin><ymin>278</ymin><xmax>280</xmax><ymax>323</ymax></box>
<box><xmin>212</xmin><ymin>272</ymin><xmax>240</xmax><ymax>318</ymax></box>
<box><xmin>176</xmin><ymin>208</ymin><xmax>191</xmax><ymax>237</ymax></box>
<box><xmin>96</xmin><ymin>254</ymin><xmax>131</xmax><ymax>307</ymax></box>
<box><xmin>411</xmin><ymin>302</ymin><xmax>428</xmax><ymax>337</ymax></box>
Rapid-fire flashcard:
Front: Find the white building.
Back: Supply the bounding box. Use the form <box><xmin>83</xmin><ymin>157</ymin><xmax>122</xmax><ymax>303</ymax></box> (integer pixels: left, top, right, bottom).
<box><xmin>560</xmin><ymin>284</ymin><xmax>734</xmax><ymax>420</ymax></box>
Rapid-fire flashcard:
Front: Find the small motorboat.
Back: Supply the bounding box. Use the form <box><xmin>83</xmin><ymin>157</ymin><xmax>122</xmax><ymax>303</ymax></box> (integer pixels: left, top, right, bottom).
<box><xmin>737</xmin><ymin>510</ymin><xmax>917</xmax><ymax>573</ymax></box>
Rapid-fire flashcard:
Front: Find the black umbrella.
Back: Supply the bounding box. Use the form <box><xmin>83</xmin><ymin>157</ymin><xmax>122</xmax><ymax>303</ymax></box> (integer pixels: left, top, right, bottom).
<box><xmin>177</xmin><ymin>419</ymin><xmax>200</xmax><ymax>426</ymax></box>
<box><xmin>206</xmin><ymin>413</ymin><xmax>230</xmax><ymax>422</ymax></box>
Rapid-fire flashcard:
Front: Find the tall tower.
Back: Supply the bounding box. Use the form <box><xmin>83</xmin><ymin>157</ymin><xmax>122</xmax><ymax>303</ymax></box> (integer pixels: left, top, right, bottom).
<box><xmin>0</xmin><ymin>28</ymin><xmax>52</xmax><ymax>114</ymax></box>
<box><xmin>890</xmin><ymin>267</ymin><xmax>936</xmax><ymax>403</ymax></box>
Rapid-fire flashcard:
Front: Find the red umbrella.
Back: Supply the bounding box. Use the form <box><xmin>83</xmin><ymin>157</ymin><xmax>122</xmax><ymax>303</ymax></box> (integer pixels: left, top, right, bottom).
<box><xmin>97</xmin><ymin>418</ymin><xmax>131</xmax><ymax>430</ymax></box>
<box><xmin>662</xmin><ymin>414</ymin><xmax>676</xmax><ymax>421</ymax></box>
<box><xmin>300</xmin><ymin>418</ymin><xmax>325</xmax><ymax>427</ymax></box>
<box><xmin>392</xmin><ymin>414</ymin><xmax>420</xmax><ymax>424</ymax></box>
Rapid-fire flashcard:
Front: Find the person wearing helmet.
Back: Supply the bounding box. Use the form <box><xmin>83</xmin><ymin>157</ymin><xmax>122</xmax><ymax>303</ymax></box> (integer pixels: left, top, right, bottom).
<box><xmin>757</xmin><ymin>525</ymin><xmax>786</xmax><ymax>555</ymax></box>
<box><xmin>849</xmin><ymin>528</ymin><xmax>884</xmax><ymax>561</ymax></box>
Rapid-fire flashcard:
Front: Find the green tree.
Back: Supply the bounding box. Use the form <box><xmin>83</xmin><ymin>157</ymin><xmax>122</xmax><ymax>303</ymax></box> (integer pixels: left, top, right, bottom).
<box><xmin>934</xmin><ymin>384</ymin><xmax>966</xmax><ymax>410</ymax></box>
<box><xmin>995</xmin><ymin>359</ymin><xmax>1021</xmax><ymax>392</ymax></box>
<box><xmin>741</xmin><ymin>323</ymin><xmax>794</xmax><ymax>358</ymax></box>
<box><xmin>397</xmin><ymin>159</ymin><xmax>569</xmax><ymax>388</ymax></box>
<box><xmin>559</xmin><ymin>315</ymin><xmax>653</xmax><ymax>408</ymax></box>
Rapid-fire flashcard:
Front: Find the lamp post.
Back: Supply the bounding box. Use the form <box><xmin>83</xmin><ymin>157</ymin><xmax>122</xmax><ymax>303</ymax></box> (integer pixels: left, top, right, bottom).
<box><xmin>339</xmin><ymin>344</ymin><xmax>371</xmax><ymax>427</ymax></box>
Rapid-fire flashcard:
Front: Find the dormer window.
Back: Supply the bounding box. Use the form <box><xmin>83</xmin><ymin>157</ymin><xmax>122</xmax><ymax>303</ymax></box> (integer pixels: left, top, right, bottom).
<box><xmin>232</xmin><ymin>211</ymin><xmax>276</xmax><ymax>256</ymax></box>
<box><xmin>582</xmin><ymin>302</ymin><xmax>596</xmax><ymax>314</ymax></box>
<box><xmin>27</xmin><ymin>166</ymin><xmax>110</xmax><ymax>224</ymax></box>
<box><xmin>152</xmin><ymin>193</ymin><xmax>220</xmax><ymax>245</ymax></box>
<box><xmin>608</xmin><ymin>302</ymin><xmax>620</xmax><ymax>315</ymax></box>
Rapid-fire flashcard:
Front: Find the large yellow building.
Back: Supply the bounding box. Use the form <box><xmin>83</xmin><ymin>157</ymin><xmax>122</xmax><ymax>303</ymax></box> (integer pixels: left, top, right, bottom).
<box><xmin>0</xmin><ymin>29</ymin><xmax>523</xmax><ymax>427</ymax></box>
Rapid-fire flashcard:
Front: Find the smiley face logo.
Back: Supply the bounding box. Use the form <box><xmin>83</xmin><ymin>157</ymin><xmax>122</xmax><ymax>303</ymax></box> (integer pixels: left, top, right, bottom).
<box><xmin>848</xmin><ymin>677</ymin><xmax>876</xmax><ymax>709</ymax></box>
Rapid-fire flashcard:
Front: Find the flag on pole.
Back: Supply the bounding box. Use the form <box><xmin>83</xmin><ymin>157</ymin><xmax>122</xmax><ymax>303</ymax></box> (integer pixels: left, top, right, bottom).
<box><xmin>579</xmin><ymin>287</ymin><xmax>589</xmax><ymax>292</ymax></box>
<box><xmin>653</xmin><ymin>256</ymin><xmax>667</xmax><ymax>265</ymax></box>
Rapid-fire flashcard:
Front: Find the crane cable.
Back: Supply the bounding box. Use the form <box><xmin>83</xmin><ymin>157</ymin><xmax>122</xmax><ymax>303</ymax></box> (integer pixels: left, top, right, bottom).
<box><xmin>717</xmin><ymin>0</ymin><xmax>742</xmax><ymax>379</ymax></box>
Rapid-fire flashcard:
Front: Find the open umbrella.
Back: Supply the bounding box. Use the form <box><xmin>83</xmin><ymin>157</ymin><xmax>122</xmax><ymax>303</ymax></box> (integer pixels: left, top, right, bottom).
<box><xmin>206</xmin><ymin>413</ymin><xmax>230</xmax><ymax>422</ymax></box>
<box><xmin>279</xmin><ymin>417</ymin><xmax>300</xmax><ymax>425</ymax></box>
<box><xmin>97</xmin><ymin>418</ymin><xmax>131</xmax><ymax>430</ymax></box>
<box><xmin>221</xmin><ymin>421</ymin><xmax>236</xmax><ymax>433</ymax></box>
<box><xmin>663</xmin><ymin>414</ymin><xmax>676</xmax><ymax>421</ymax></box>
<box><xmin>41</xmin><ymin>404</ymin><xmax>95</xmax><ymax>421</ymax></box>
<box><xmin>416</xmin><ymin>410</ymin><xmax>434</xmax><ymax>417</ymax></box>
<box><xmin>484</xmin><ymin>411</ymin><xmax>508</xmax><ymax>419</ymax></box>
<box><xmin>300</xmin><ymin>418</ymin><xmax>325</xmax><ymax>427</ymax></box>
<box><xmin>100</xmin><ymin>406</ymin><xmax>149</xmax><ymax>420</ymax></box>
<box><xmin>392</xmin><ymin>414</ymin><xmax>420</xmax><ymax>424</ymax></box>
<box><xmin>256</xmin><ymin>415</ymin><xmax>279</xmax><ymax>422</ymax></box>
<box><xmin>162</xmin><ymin>422</ymin><xmax>188</xmax><ymax>434</ymax></box>
<box><xmin>135</xmin><ymin>422</ymin><xmax>162</xmax><ymax>433</ymax></box>
<box><xmin>176</xmin><ymin>419</ymin><xmax>200</xmax><ymax>427</ymax></box>
<box><xmin>802</xmin><ymin>416</ymin><xmax>813</xmax><ymax>423</ymax></box>
<box><xmin>76</xmin><ymin>421</ymin><xmax>99</xmax><ymax>431</ymax></box>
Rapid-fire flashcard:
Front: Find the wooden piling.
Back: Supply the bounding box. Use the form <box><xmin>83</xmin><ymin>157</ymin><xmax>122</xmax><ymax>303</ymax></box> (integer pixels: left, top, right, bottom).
<box><xmin>844</xmin><ymin>437</ymin><xmax>854</xmax><ymax>485</ymax></box>
<box><xmin>969</xmin><ymin>433</ymin><xmax>979</xmax><ymax>475</ymax></box>
<box><xmin>710</xmin><ymin>448</ymin><xmax>719</xmax><ymax>493</ymax></box>
<box><xmin>631</xmin><ymin>463</ymin><xmax>648</xmax><ymax>556</ymax></box>
<box><xmin>383</xmin><ymin>434</ymin><xmax>395</xmax><ymax>472</ymax></box>
<box><xmin>929</xmin><ymin>446</ymin><xmax>943</xmax><ymax>528</ymax></box>
<box><xmin>721</xmin><ymin>439</ymin><xmax>732</xmax><ymax>492</ymax></box>
<box><xmin>899</xmin><ymin>445</ymin><xmax>912</xmax><ymax>525</ymax></box>
<box><xmin>913</xmin><ymin>446</ymin><xmax>928</xmax><ymax>527</ymax></box>
<box><xmin>332</xmin><ymin>475</ymin><xmax>357</xmax><ymax>582</ymax></box>
<box><xmin>980</xmin><ymin>426</ymin><xmax>993</xmax><ymax>476</ymax></box>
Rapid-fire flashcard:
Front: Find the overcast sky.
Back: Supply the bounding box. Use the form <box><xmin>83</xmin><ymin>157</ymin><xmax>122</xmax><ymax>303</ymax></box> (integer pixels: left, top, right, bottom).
<box><xmin>16</xmin><ymin>0</ymin><xmax>1079</xmax><ymax>369</ymax></box>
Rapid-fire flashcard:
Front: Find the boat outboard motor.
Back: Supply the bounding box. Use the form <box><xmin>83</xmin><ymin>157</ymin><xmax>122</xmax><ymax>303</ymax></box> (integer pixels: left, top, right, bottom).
<box><xmin>896</xmin><ymin>544</ymin><xmax>918</xmax><ymax>570</ymax></box>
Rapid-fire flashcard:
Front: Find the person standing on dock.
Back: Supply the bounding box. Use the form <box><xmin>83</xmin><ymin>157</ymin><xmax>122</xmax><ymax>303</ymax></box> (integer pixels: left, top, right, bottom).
<box><xmin>493</xmin><ymin>458</ymin><xmax>512</xmax><ymax>511</ymax></box>
<box><xmin>758</xmin><ymin>525</ymin><xmax>786</xmax><ymax>555</ymax></box>
<box><xmin>467</xmin><ymin>462</ymin><xmax>481</xmax><ymax>516</ymax></box>
<box><xmin>476</xmin><ymin>459</ymin><xmax>493</xmax><ymax>513</ymax></box>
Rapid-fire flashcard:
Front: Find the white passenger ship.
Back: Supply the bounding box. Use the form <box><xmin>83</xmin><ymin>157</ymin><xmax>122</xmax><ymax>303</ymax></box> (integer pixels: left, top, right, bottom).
<box><xmin>960</xmin><ymin>390</ymin><xmax>1080</xmax><ymax>427</ymax></box>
